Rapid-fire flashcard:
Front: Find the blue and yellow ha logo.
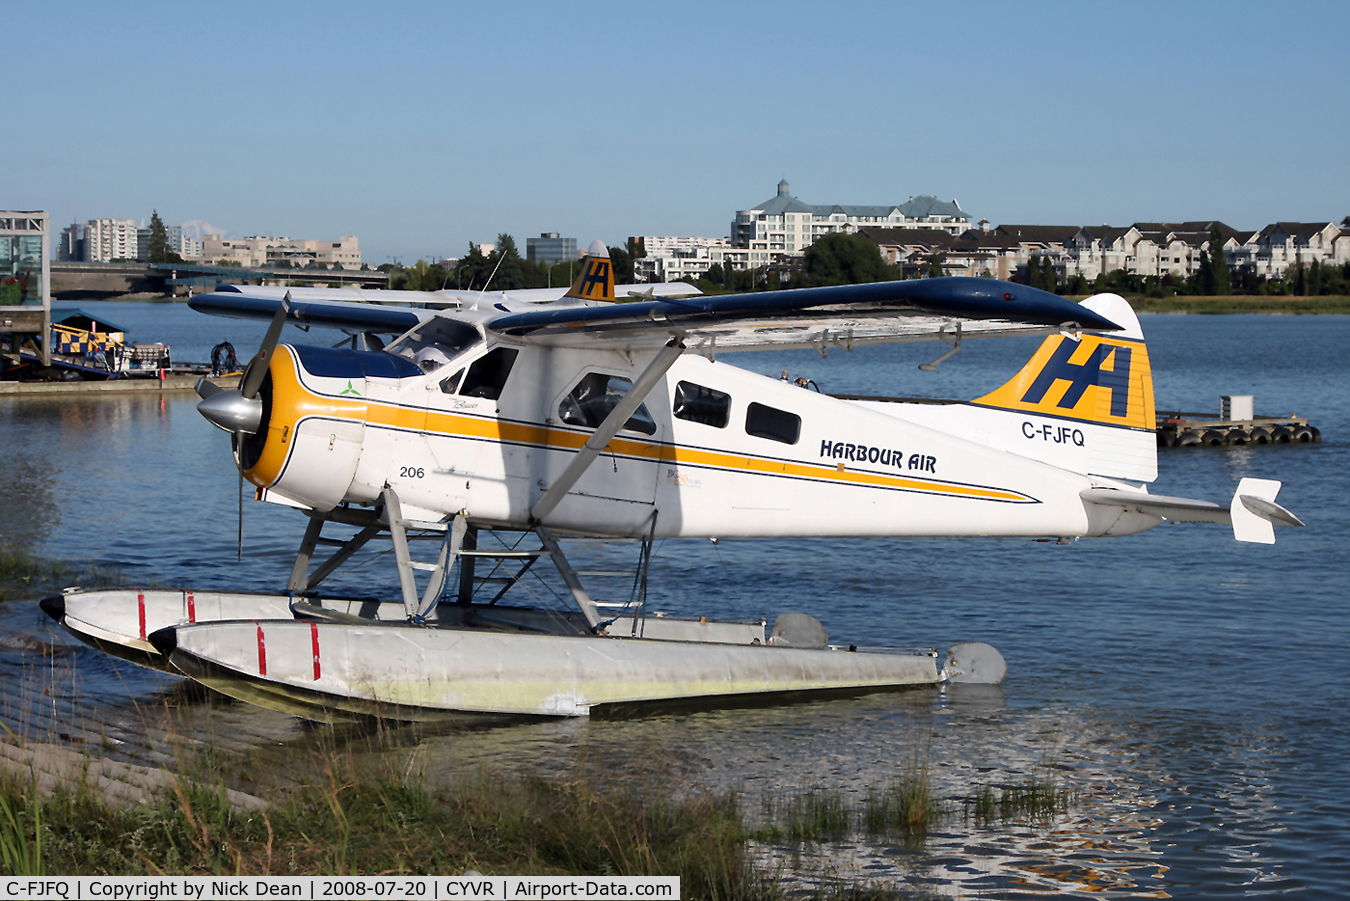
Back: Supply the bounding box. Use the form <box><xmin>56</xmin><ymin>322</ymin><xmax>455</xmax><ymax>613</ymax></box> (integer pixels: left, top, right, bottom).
<box><xmin>973</xmin><ymin>333</ymin><xmax>1155</xmax><ymax>430</ymax></box>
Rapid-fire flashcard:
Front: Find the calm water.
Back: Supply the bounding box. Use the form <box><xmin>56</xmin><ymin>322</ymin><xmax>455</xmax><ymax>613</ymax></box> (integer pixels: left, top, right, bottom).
<box><xmin>2</xmin><ymin>303</ymin><xmax>1347</xmax><ymax>898</ymax></box>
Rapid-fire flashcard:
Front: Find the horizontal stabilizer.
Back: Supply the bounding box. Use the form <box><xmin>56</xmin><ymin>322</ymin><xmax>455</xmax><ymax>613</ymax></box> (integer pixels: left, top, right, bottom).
<box><xmin>1081</xmin><ymin>478</ymin><xmax>1302</xmax><ymax>543</ymax></box>
<box><xmin>1231</xmin><ymin>478</ymin><xmax>1303</xmax><ymax>544</ymax></box>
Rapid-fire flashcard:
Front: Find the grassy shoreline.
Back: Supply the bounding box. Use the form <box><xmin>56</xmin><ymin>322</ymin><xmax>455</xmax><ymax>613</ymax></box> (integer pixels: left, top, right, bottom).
<box><xmin>1100</xmin><ymin>294</ymin><xmax>1350</xmax><ymax>314</ymax></box>
<box><xmin>3</xmin><ymin>548</ymin><xmax>1071</xmax><ymax>897</ymax></box>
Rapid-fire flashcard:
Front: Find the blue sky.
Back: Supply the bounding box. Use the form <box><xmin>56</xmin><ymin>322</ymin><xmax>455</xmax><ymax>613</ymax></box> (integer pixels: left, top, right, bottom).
<box><xmin>9</xmin><ymin>0</ymin><xmax>1347</xmax><ymax>266</ymax></box>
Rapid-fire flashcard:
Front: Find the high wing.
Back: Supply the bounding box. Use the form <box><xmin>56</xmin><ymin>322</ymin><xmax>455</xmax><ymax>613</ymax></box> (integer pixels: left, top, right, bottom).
<box><xmin>487</xmin><ymin>277</ymin><xmax>1122</xmax><ymax>352</ymax></box>
<box><xmin>189</xmin><ymin>282</ymin><xmax>703</xmax><ymax>336</ymax></box>
<box><xmin>191</xmin><ymin>286</ymin><xmax>428</xmax><ymax>334</ymax></box>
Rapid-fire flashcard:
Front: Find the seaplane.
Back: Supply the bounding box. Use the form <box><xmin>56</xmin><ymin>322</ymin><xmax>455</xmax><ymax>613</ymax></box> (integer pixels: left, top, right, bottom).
<box><xmin>42</xmin><ymin>242</ymin><xmax>1303</xmax><ymax>720</ymax></box>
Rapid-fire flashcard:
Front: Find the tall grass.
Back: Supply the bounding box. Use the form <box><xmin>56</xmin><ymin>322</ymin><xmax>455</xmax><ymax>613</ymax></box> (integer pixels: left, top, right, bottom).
<box><xmin>0</xmin><ymin>548</ymin><xmax>122</xmax><ymax>602</ymax></box>
<box><xmin>2</xmin><ymin>733</ymin><xmax>774</xmax><ymax>900</ymax></box>
<box><xmin>0</xmin><ymin>776</ymin><xmax>42</xmax><ymax>876</ymax></box>
<box><xmin>0</xmin><ymin>549</ymin><xmax>60</xmax><ymax>602</ymax></box>
<box><xmin>964</xmin><ymin>771</ymin><xmax>1076</xmax><ymax>825</ymax></box>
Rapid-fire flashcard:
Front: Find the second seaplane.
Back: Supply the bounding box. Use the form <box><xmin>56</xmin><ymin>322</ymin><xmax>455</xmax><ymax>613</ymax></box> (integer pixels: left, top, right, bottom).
<box><xmin>43</xmin><ymin>242</ymin><xmax>1302</xmax><ymax>720</ymax></box>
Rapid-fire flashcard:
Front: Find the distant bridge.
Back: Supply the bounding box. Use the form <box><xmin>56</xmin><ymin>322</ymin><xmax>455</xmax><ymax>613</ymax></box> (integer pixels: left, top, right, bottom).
<box><xmin>51</xmin><ymin>261</ymin><xmax>389</xmax><ymax>299</ymax></box>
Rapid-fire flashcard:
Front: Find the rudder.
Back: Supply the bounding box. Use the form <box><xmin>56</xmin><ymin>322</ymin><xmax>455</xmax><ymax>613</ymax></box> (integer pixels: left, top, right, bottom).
<box><xmin>563</xmin><ymin>240</ymin><xmax>616</xmax><ymax>302</ymax></box>
<box><xmin>971</xmin><ymin>293</ymin><xmax>1157</xmax><ymax>483</ymax></box>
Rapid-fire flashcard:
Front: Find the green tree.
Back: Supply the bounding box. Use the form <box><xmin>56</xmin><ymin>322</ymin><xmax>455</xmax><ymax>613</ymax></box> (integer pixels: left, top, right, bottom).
<box><xmin>1195</xmin><ymin>250</ymin><xmax>1214</xmax><ymax>295</ymax></box>
<box><xmin>1026</xmin><ymin>255</ymin><xmax>1042</xmax><ymax>289</ymax></box>
<box><xmin>704</xmin><ymin>262</ymin><xmax>725</xmax><ymax>287</ymax></box>
<box><xmin>1209</xmin><ymin>227</ymin><xmax>1231</xmax><ymax>295</ymax></box>
<box><xmin>146</xmin><ymin>210</ymin><xmax>168</xmax><ymax>263</ymax></box>
<box><xmin>1290</xmin><ymin>260</ymin><xmax>1306</xmax><ymax>295</ymax></box>
<box><xmin>452</xmin><ymin>242</ymin><xmax>494</xmax><ymax>291</ymax></box>
<box><xmin>488</xmin><ymin>233</ymin><xmax>535</xmax><ymax>290</ymax></box>
<box><xmin>798</xmin><ymin>233</ymin><xmax>897</xmax><ymax>287</ymax></box>
<box><xmin>1040</xmin><ymin>256</ymin><xmax>1056</xmax><ymax>292</ymax></box>
<box><xmin>608</xmin><ymin>246</ymin><xmax>634</xmax><ymax>284</ymax></box>
<box><xmin>927</xmin><ymin>252</ymin><xmax>945</xmax><ymax>279</ymax></box>
<box><xmin>402</xmin><ymin>259</ymin><xmax>449</xmax><ymax>292</ymax></box>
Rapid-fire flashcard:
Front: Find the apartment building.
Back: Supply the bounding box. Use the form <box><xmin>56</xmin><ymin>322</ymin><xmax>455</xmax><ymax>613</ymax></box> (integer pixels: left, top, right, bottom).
<box><xmin>860</xmin><ymin>218</ymin><xmax>1350</xmax><ymax>284</ymax></box>
<box><xmin>82</xmin><ymin>218</ymin><xmax>138</xmax><ymax>262</ymax></box>
<box><xmin>731</xmin><ymin>180</ymin><xmax>969</xmax><ymax>256</ymax></box>
<box><xmin>628</xmin><ymin>235</ymin><xmax>743</xmax><ymax>282</ymax></box>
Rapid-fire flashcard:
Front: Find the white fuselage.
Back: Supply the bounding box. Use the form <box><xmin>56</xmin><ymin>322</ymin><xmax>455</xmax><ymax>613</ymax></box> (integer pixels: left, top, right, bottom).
<box><xmin>252</xmin><ymin>339</ymin><xmax>1121</xmax><ymax>541</ymax></box>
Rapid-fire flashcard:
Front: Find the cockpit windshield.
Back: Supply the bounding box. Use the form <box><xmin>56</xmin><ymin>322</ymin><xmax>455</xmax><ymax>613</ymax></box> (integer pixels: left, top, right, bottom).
<box><xmin>386</xmin><ymin>316</ymin><xmax>482</xmax><ymax>372</ymax></box>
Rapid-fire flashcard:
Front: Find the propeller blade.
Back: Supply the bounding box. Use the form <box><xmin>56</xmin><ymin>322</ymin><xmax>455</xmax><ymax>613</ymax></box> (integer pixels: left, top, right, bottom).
<box><xmin>195</xmin><ymin>377</ymin><xmax>225</xmax><ymax>400</ymax></box>
<box><xmin>241</xmin><ymin>291</ymin><xmax>291</xmax><ymax>399</ymax></box>
<box><xmin>238</xmin><ymin>467</ymin><xmax>244</xmax><ymax>563</ymax></box>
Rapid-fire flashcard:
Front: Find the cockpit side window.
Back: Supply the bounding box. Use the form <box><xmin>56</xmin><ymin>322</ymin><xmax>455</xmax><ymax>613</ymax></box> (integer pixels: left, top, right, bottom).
<box><xmin>559</xmin><ymin>373</ymin><xmax>657</xmax><ymax>435</ymax></box>
<box><xmin>459</xmin><ymin>348</ymin><xmax>518</xmax><ymax>400</ymax></box>
<box><xmin>386</xmin><ymin>317</ymin><xmax>481</xmax><ymax>370</ymax></box>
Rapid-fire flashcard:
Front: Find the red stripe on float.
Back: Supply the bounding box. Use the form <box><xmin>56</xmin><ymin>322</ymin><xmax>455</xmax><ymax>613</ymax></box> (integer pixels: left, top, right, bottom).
<box><xmin>311</xmin><ymin>622</ymin><xmax>321</xmax><ymax>681</ymax></box>
<box><xmin>138</xmin><ymin>593</ymin><xmax>146</xmax><ymax>640</ymax></box>
<box><xmin>256</xmin><ymin>622</ymin><xmax>267</xmax><ymax>676</ymax></box>
<box><xmin>186</xmin><ymin>592</ymin><xmax>196</xmax><ymax>623</ymax></box>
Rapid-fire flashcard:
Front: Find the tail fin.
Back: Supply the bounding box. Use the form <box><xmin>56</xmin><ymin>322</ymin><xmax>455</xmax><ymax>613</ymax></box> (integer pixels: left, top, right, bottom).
<box><xmin>971</xmin><ymin>293</ymin><xmax>1157</xmax><ymax>483</ymax></box>
<box><xmin>563</xmin><ymin>240</ymin><xmax>616</xmax><ymax>302</ymax></box>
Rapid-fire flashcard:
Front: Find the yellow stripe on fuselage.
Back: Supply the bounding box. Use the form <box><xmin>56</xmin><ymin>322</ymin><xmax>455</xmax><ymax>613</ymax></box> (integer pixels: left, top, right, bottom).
<box><xmin>260</xmin><ymin>350</ymin><xmax>1034</xmax><ymax>505</ymax></box>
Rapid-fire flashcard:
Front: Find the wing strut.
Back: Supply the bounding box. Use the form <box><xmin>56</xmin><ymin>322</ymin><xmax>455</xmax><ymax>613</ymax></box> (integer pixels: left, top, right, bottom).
<box><xmin>529</xmin><ymin>339</ymin><xmax>685</xmax><ymax>525</ymax></box>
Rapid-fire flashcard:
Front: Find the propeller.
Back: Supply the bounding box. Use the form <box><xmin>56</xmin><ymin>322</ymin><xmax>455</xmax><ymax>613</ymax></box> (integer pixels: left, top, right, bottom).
<box><xmin>242</xmin><ymin>292</ymin><xmax>291</xmax><ymax>399</ymax></box>
<box><xmin>194</xmin><ymin>294</ymin><xmax>292</xmax><ymax>562</ymax></box>
<box><xmin>196</xmin><ymin>293</ymin><xmax>291</xmax><ymax>434</ymax></box>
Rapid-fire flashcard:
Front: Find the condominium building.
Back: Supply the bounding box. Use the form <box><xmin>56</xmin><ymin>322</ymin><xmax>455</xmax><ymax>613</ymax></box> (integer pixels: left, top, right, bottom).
<box><xmin>857</xmin><ymin>218</ymin><xmax>1350</xmax><ymax>284</ymax></box>
<box><xmin>731</xmin><ymin>180</ymin><xmax>970</xmax><ymax>256</ymax></box>
<box><xmin>83</xmin><ymin>218</ymin><xmax>138</xmax><ymax>262</ymax></box>
<box><xmin>629</xmin><ymin>235</ymin><xmax>737</xmax><ymax>282</ymax></box>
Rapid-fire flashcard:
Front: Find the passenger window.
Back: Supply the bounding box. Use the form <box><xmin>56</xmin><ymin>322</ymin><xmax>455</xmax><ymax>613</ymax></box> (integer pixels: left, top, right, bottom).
<box><xmin>559</xmin><ymin>373</ymin><xmax>657</xmax><ymax>435</ymax></box>
<box><xmin>673</xmin><ymin>381</ymin><xmax>730</xmax><ymax>428</ymax></box>
<box><xmin>459</xmin><ymin>348</ymin><xmax>518</xmax><ymax>400</ymax></box>
<box><xmin>745</xmin><ymin>402</ymin><xmax>800</xmax><ymax>444</ymax></box>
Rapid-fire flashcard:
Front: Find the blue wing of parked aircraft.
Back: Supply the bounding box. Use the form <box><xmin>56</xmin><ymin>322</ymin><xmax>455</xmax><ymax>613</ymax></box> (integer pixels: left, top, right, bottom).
<box><xmin>191</xmin><ymin>277</ymin><xmax>1120</xmax><ymax>353</ymax></box>
<box><xmin>488</xmin><ymin>277</ymin><xmax>1121</xmax><ymax>351</ymax></box>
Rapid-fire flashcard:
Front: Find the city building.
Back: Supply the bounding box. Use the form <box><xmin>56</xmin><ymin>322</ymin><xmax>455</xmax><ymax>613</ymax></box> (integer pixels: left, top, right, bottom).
<box><xmin>83</xmin><ymin>218</ymin><xmax>138</xmax><ymax>262</ymax></box>
<box><xmin>526</xmin><ymin>233</ymin><xmax>577</xmax><ymax>266</ymax></box>
<box><xmin>201</xmin><ymin>234</ymin><xmax>362</xmax><ymax>270</ymax></box>
<box><xmin>731</xmin><ymin>180</ymin><xmax>970</xmax><ymax>257</ymax></box>
<box><xmin>628</xmin><ymin>235</ymin><xmax>743</xmax><ymax>283</ymax></box>
<box><xmin>58</xmin><ymin>221</ymin><xmax>83</xmax><ymax>261</ymax></box>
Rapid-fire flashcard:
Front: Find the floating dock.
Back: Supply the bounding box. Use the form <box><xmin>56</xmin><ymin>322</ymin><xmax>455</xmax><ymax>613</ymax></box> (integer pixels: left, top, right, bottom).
<box><xmin>1157</xmin><ymin>394</ymin><xmax>1321</xmax><ymax>447</ymax></box>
